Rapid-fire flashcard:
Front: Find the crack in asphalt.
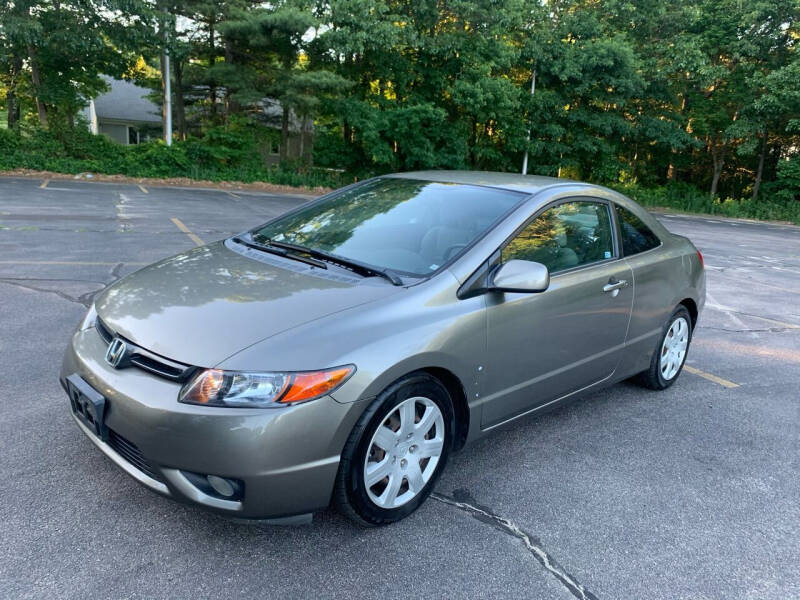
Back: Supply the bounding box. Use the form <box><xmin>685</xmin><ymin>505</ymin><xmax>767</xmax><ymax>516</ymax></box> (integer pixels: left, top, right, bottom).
<box><xmin>0</xmin><ymin>265</ymin><xmax>126</xmax><ymax>307</ymax></box>
<box><xmin>708</xmin><ymin>306</ymin><xmax>800</xmax><ymax>328</ymax></box>
<box><xmin>109</xmin><ymin>262</ymin><xmax>124</xmax><ymax>281</ymax></box>
<box><xmin>0</xmin><ymin>279</ymin><xmax>98</xmax><ymax>307</ymax></box>
<box><xmin>431</xmin><ymin>490</ymin><xmax>599</xmax><ymax>600</ymax></box>
<box><xmin>699</xmin><ymin>325</ymin><xmax>799</xmax><ymax>334</ymax></box>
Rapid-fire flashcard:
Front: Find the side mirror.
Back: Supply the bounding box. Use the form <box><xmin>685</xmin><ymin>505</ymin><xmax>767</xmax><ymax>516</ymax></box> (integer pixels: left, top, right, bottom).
<box><xmin>490</xmin><ymin>260</ymin><xmax>550</xmax><ymax>293</ymax></box>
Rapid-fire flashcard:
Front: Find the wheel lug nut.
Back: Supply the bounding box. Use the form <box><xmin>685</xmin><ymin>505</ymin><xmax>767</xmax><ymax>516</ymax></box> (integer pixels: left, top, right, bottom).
<box><xmin>409</xmin><ymin>445</ymin><xmax>417</xmax><ymax>453</ymax></box>
<box><xmin>400</xmin><ymin>459</ymin><xmax>407</xmax><ymax>468</ymax></box>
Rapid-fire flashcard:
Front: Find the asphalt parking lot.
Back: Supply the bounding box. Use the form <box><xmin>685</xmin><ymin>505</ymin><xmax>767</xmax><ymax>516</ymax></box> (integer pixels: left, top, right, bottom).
<box><xmin>1</xmin><ymin>175</ymin><xmax>798</xmax><ymax>600</ymax></box>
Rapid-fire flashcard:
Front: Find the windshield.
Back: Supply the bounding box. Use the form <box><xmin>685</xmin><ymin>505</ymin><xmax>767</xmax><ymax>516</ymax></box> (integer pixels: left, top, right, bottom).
<box><xmin>251</xmin><ymin>178</ymin><xmax>524</xmax><ymax>277</ymax></box>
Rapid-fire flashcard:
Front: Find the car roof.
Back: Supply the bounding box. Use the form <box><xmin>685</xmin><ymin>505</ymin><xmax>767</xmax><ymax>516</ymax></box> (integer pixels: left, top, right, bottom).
<box><xmin>385</xmin><ymin>170</ymin><xmax>580</xmax><ymax>195</ymax></box>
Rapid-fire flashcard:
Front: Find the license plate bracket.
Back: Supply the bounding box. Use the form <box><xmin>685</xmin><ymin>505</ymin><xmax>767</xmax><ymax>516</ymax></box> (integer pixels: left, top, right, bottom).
<box><xmin>66</xmin><ymin>374</ymin><xmax>108</xmax><ymax>441</ymax></box>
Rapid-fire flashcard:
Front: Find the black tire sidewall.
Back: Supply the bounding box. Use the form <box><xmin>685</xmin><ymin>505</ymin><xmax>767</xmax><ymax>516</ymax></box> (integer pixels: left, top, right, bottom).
<box><xmin>342</xmin><ymin>373</ymin><xmax>455</xmax><ymax>525</ymax></box>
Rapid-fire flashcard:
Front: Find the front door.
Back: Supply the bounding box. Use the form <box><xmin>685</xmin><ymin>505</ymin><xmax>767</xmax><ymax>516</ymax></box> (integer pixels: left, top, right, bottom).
<box><xmin>481</xmin><ymin>199</ymin><xmax>633</xmax><ymax>428</ymax></box>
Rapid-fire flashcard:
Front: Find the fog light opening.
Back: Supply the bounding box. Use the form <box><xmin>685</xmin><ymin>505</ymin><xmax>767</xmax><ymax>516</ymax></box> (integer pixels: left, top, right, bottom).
<box><xmin>207</xmin><ymin>475</ymin><xmax>236</xmax><ymax>498</ymax></box>
<box><xmin>181</xmin><ymin>471</ymin><xmax>244</xmax><ymax>502</ymax></box>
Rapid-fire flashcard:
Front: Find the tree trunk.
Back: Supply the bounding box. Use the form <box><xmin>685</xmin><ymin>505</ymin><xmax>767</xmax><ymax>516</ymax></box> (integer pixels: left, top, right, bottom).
<box><xmin>174</xmin><ymin>59</ymin><xmax>187</xmax><ymax>140</ymax></box>
<box><xmin>223</xmin><ymin>39</ymin><xmax>240</xmax><ymax>120</ymax></box>
<box><xmin>6</xmin><ymin>56</ymin><xmax>22</xmax><ymax>128</ymax></box>
<box><xmin>6</xmin><ymin>88</ymin><xmax>19</xmax><ymax>129</ymax></box>
<box><xmin>280</xmin><ymin>105</ymin><xmax>290</xmax><ymax>164</ymax></box>
<box><xmin>27</xmin><ymin>45</ymin><xmax>48</xmax><ymax>127</ymax></box>
<box><xmin>667</xmin><ymin>95</ymin><xmax>690</xmax><ymax>182</ymax></box>
<box><xmin>208</xmin><ymin>18</ymin><xmax>217</xmax><ymax>120</ymax></box>
<box><xmin>752</xmin><ymin>132</ymin><xmax>767</xmax><ymax>202</ymax></box>
<box><xmin>709</xmin><ymin>137</ymin><xmax>727</xmax><ymax>198</ymax></box>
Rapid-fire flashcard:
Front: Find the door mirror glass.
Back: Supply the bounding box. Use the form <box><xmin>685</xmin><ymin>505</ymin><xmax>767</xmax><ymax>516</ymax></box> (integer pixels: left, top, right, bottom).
<box><xmin>490</xmin><ymin>260</ymin><xmax>550</xmax><ymax>293</ymax></box>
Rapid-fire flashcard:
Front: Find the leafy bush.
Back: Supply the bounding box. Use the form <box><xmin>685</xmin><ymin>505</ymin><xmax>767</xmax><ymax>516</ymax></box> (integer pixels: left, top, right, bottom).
<box><xmin>2</xmin><ymin>125</ymin><xmax>798</xmax><ymax>223</ymax></box>
<box><xmin>0</xmin><ymin>126</ymin><xmax>346</xmax><ymax>189</ymax></box>
<box><xmin>614</xmin><ymin>182</ymin><xmax>800</xmax><ymax>225</ymax></box>
<box><xmin>773</xmin><ymin>158</ymin><xmax>800</xmax><ymax>203</ymax></box>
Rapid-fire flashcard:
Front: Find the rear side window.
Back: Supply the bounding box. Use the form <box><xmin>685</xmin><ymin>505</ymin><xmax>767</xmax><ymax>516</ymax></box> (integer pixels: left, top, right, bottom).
<box><xmin>616</xmin><ymin>206</ymin><xmax>661</xmax><ymax>256</ymax></box>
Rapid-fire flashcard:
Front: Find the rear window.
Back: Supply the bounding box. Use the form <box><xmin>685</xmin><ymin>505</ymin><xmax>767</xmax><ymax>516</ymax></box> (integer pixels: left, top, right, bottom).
<box><xmin>616</xmin><ymin>206</ymin><xmax>661</xmax><ymax>256</ymax></box>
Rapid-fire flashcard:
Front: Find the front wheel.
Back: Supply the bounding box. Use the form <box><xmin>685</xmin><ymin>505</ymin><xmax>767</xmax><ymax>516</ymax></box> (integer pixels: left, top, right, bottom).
<box><xmin>636</xmin><ymin>306</ymin><xmax>693</xmax><ymax>390</ymax></box>
<box><xmin>333</xmin><ymin>372</ymin><xmax>454</xmax><ymax>526</ymax></box>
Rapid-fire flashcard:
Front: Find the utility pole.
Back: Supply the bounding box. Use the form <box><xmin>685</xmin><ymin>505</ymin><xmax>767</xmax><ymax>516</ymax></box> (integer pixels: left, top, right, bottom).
<box><xmin>164</xmin><ymin>47</ymin><xmax>172</xmax><ymax>146</ymax></box>
<box><xmin>521</xmin><ymin>70</ymin><xmax>536</xmax><ymax>175</ymax></box>
<box><xmin>160</xmin><ymin>13</ymin><xmax>173</xmax><ymax>146</ymax></box>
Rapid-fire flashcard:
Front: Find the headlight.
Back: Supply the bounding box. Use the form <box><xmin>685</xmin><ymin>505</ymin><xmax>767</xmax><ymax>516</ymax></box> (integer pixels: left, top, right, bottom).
<box><xmin>178</xmin><ymin>365</ymin><xmax>355</xmax><ymax>408</ymax></box>
<box><xmin>79</xmin><ymin>303</ymin><xmax>97</xmax><ymax>330</ymax></box>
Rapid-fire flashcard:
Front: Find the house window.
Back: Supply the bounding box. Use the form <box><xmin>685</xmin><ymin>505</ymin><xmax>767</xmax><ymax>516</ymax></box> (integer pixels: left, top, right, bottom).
<box><xmin>128</xmin><ymin>126</ymin><xmax>140</xmax><ymax>145</ymax></box>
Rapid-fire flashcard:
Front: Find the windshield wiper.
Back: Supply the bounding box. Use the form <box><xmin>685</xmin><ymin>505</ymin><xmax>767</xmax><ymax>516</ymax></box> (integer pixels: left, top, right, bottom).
<box><xmin>233</xmin><ymin>236</ymin><xmax>328</xmax><ymax>269</ymax></box>
<box><xmin>263</xmin><ymin>239</ymin><xmax>404</xmax><ymax>286</ymax></box>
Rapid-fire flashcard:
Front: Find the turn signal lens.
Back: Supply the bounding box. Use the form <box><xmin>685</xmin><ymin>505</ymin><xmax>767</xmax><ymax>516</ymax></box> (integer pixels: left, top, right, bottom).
<box><xmin>278</xmin><ymin>367</ymin><xmax>354</xmax><ymax>404</ymax></box>
<box><xmin>179</xmin><ymin>366</ymin><xmax>355</xmax><ymax>408</ymax></box>
<box><xmin>696</xmin><ymin>249</ymin><xmax>705</xmax><ymax>269</ymax></box>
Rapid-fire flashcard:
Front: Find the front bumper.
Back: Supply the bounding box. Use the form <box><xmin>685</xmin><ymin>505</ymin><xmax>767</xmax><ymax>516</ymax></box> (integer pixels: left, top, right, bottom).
<box><xmin>60</xmin><ymin>326</ymin><xmax>364</xmax><ymax>519</ymax></box>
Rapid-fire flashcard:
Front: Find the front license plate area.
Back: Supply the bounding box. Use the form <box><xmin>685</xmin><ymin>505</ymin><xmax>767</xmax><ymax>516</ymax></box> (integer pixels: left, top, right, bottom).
<box><xmin>66</xmin><ymin>374</ymin><xmax>108</xmax><ymax>441</ymax></box>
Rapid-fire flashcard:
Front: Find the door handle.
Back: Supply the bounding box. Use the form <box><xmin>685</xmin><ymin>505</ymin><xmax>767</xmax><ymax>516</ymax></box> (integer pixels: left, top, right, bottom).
<box><xmin>603</xmin><ymin>279</ymin><xmax>628</xmax><ymax>293</ymax></box>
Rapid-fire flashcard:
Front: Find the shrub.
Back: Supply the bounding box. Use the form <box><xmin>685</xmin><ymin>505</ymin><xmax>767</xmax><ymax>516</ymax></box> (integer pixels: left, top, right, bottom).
<box><xmin>774</xmin><ymin>158</ymin><xmax>800</xmax><ymax>203</ymax></box>
<box><xmin>614</xmin><ymin>181</ymin><xmax>800</xmax><ymax>224</ymax></box>
<box><xmin>0</xmin><ymin>125</ymin><xmax>346</xmax><ymax>189</ymax></box>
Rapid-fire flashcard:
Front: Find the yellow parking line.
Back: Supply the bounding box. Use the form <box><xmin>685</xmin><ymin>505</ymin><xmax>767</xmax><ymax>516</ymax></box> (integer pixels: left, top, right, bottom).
<box><xmin>138</xmin><ymin>185</ymin><xmax>148</xmax><ymax>194</ymax></box>
<box><xmin>40</xmin><ymin>179</ymin><xmax>50</xmax><ymax>189</ymax></box>
<box><xmin>170</xmin><ymin>217</ymin><xmax>204</xmax><ymax>246</ymax></box>
<box><xmin>683</xmin><ymin>365</ymin><xmax>740</xmax><ymax>389</ymax></box>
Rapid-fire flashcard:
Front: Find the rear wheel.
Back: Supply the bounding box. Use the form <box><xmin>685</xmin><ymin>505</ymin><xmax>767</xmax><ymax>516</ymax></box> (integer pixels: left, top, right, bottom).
<box><xmin>636</xmin><ymin>306</ymin><xmax>692</xmax><ymax>390</ymax></box>
<box><xmin>333</xmin><ymin>372</ymin><xmax>454</xmax><ymax>526</ymax></box>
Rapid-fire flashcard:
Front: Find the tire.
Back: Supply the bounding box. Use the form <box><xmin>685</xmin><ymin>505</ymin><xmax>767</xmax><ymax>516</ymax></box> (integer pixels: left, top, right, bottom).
<box><xmin>333</xmin><ymin>372</ymin><xmax>455</xmax><ymax>526</ymax></box>
<box><xmin>636</xmin><ymin>305</ymin><xmax>693</xmax><ymax>390</ymax></box>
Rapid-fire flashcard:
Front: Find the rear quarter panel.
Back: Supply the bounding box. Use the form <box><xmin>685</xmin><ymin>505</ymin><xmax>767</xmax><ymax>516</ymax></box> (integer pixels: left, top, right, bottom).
<box><xmin>619</xmin><ymin>234</ymin><xmax>705</xmax><ymax>378</ymax></box>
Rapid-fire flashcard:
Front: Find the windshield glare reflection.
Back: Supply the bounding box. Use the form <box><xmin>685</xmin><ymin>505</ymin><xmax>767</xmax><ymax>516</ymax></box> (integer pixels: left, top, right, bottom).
<box><xmin>253</xmin><ymin>178</ymin><xmax>524</xmax><ymax>277</ymax></box>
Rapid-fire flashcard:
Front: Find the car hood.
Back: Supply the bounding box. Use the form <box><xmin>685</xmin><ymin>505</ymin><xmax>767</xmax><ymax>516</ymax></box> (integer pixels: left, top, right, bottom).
<box><xmin>94</xmin><ymin>240</ymin><xmax>403</xmax><ymax>367</ymax></box>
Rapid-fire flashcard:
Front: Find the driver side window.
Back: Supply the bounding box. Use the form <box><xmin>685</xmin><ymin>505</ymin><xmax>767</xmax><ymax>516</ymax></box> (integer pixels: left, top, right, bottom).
<box><xmin>502</xmin><ymin>201</ymin><xmax>615</xmax><ymax>274</ymax></box>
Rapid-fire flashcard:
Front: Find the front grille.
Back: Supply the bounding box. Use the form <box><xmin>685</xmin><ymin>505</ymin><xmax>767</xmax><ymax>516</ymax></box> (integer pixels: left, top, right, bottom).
<box><xmin>95</xmin><ymin>317</ymin><xmax>196</xmax><ymax>382</ymax></box>
<box><xmin>107</xmin><ymin>428</ymin><xmax>165</xmax><ymax>483</ymax></box>
<box><xmin>96</xmin><ymin>317</ymin><xmax>113</xmax><ymax>344</ymax></box>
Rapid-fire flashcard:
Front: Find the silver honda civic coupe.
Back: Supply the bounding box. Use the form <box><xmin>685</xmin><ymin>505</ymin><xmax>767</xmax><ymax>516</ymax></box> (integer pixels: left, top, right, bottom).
<box><xmin>61</xmin><ymin>171</ymin><xmax>705</xmax><ymax>525</ymax></box>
